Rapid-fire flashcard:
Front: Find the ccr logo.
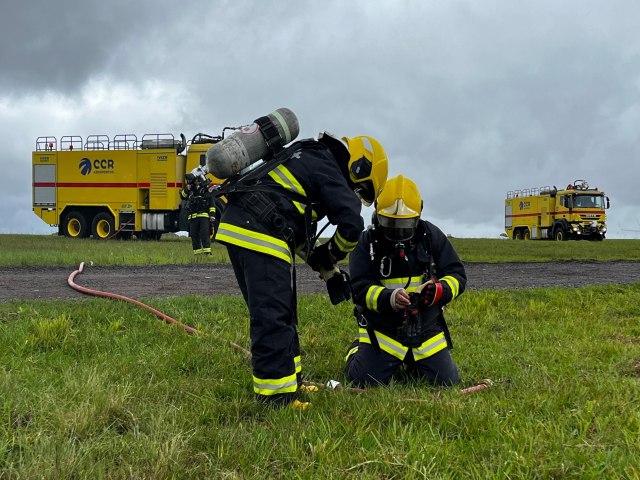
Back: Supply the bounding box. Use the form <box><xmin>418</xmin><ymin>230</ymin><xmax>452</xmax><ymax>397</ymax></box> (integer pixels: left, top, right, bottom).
<box><xmin>79</xmin><ymin>158</ymin><xmax>92</xmax><ymax>175</ymax></box>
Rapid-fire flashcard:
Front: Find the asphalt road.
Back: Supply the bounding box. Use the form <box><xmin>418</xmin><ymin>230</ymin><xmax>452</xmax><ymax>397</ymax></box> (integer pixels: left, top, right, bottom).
<box><xmin>1</xmin><ymin>261</ymin><xmax>639</xmax><ymax>301</ymax></box>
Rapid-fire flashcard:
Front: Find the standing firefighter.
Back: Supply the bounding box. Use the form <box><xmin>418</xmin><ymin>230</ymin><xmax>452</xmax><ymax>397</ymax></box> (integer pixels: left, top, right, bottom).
<box><xmin>345</xmin><ymin>175</ymin><xmax>466</xmax><ymax>387</ymax></box>
<box><xmin>180</xmin><ymin>171</ymin><xmax>218</xmax><ymax>256</ymax></box>
<box><xmin>207</xmin><ymin>109</ymin><xmax>388</xmax><ymax>408</ymax></box>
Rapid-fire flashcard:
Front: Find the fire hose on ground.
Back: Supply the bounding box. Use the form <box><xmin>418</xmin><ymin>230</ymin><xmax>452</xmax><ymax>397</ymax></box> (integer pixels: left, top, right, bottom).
<box><xmin>68</xmin><ymin>262</ymin><xmax>493</xmax><ymax>396</ymax></box>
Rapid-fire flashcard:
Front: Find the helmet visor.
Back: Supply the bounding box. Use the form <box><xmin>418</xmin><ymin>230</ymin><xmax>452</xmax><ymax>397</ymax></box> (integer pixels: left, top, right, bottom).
<box><xmin>353</xmin><ymin>180</ymin><xmax>375</xmax><ymax>206</ymax></box>
<box><xmin>377</xmin><ymin>215</ymin><xmax>419</xmax><ymax>241</ymax></box>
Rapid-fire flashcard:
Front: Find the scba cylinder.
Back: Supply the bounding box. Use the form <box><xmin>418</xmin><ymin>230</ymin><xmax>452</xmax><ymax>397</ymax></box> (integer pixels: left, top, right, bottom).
<box><xmin>206</xmin><ymin>108</ymin><xmax>300</xmax><ymax>179</ymax></box>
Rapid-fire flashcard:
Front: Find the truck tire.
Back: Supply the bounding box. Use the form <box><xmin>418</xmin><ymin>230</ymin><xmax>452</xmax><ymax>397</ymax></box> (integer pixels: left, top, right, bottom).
<box><xmin>92</xmin><ymin>212</ymin><xmax>115</xmax><ymax>240</ymax></box>
<box><xmin>554</xmin><ymin>228</ymin><xmax>566</xmax><ymax>241</ymax></box>
<box><xmin>513</xmin><ymin>230</ymin><xmax>522</xmax><ymax>240</ymax></box>
<box><xmin>63</xmin><ymin>211</ymin><xmax>89</xmax><ymax>238</ymax></box>
<box><xmin>523</xmin><ymin>229</ymin><xmax>531</xmax><ymax>240</ymax></box>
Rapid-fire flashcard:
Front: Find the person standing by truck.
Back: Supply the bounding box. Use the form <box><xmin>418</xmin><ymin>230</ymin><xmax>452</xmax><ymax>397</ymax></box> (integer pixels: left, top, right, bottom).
<box><xmin>180</xmin><ymin>173</ymin><xmax>218</xmax><ymax>255</ymax></box>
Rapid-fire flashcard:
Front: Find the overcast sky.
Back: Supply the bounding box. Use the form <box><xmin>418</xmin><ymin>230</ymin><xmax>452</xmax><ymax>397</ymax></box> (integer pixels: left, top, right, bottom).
<box><xmin>2</xmin><ymin>0</ymin><xmax>639</xmax><ymax>238</ymax></box>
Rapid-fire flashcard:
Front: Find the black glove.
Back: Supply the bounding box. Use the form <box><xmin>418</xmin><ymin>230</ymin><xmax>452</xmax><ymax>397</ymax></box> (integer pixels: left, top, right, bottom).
<box><xmin>307</xmin><ymin>241</ymin><xmax>336</xmax><ymax>272</ymax></box>
<box><xmin>326</xmin><ymin>269</ymin><xmax>352</xmax><ymax>305</ymax></box>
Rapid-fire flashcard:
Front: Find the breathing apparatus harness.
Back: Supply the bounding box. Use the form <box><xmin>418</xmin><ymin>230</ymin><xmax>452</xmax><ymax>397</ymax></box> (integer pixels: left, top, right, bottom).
<box><xmin>211</xmin><ymin>115</ymin><xmax>325</xmax><ymax>321</ymax></box>
<box><xmin>356</xmin><ymin>220</ymin><xmax>453</xmax><ymax>350</ymax></box>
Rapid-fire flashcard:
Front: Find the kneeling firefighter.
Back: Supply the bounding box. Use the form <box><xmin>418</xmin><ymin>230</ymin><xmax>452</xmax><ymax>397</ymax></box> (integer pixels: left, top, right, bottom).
<box><xmin>206</xmin><ymin>108</ymin><xmax>388</xmax><ymax>408</ymax></box>
<box><xmin>345</xmin><ymin>175</ymin><xmax>467</xmax><ymax>387</ymax></box>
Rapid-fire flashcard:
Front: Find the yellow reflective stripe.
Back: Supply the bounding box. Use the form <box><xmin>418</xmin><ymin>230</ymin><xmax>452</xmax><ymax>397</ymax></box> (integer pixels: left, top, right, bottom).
<box><xmin>217</xmin><ymin>223</ymin><xmax>292</xmax><ymax>264</ymax></box>
<box><xmin>345</xmin><ymin>345</ymin><xmax>358</xmax><ymax>362</ymax></box>
<box><xmin>365</xmin><ymin>285</ymin><xmax>385</xmax><ymax>312</ymax></box>
<box><xmin>188</xmin><ymin>213</ymin><xmax>209</xmax><ymax>220</ymax></box>
<box><xmin>333</xmin><ymin>230</ymin><xmax>357</xmax><ymax>253</ymax></box>
<box><xmin>440</xmin><ymin>276</ymin><xmax>459</xmax><ymax>298</ymax></box>
<box><xmin>381</xmin><ymin>276</ymin><xmax>423</xmax><ymax>292</ymax></box>
<box><xmin>209</xmin><ymin>206</ymin><xmax>216</xmax><ymax>214</ymax></box>
<box><xmin>358</xmin><ymin>328</ymin><xmax>408</xmax><ymax>360</ymax></box>
<box><xmin>412</xmin><ymin>332</ymin><xmax>447</xmax><ymax>361</ymax></box>
<box><xmin>268</xmin><ymin>165</ymin><xmax>308</xmax><ymax>215</ymax></box>
<box><xmin>294</xmin><ymin>355</ymin><xmax>302</xmax><ymax>374</ymax></box>
<box><xmin>253</xmin><ymin>372</ymin><xmax>298</xmax><ymax>396</ymax></box>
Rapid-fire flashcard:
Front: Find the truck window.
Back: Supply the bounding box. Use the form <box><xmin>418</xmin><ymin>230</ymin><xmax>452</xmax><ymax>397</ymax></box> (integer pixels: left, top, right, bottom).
<box><xmin>575</xmin><ymin>195</ymin><xmax>601</xmax><ymax>208</ymax></box>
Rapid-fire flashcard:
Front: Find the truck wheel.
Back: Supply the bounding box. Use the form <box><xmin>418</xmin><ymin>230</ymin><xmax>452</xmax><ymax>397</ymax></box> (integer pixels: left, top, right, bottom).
<box><xmin>554</xmin><ymin>228</ymin><xmax>566</xmax><ymax>241</ymax></box>
<box><xmin>92</xmin><ymin>212</ymin><xmax>115</xmax><ymax>240</ymax></box>
<box><xmin>513</xmin><ymin>230</ymin><xmax>522</xmax><ymax>240</ymax></box>
<box><xmin>523</xmin><ymin>229</ymin><xmax>531</xmax><ymax>240</ymax></box>
<box><xmin>63</xmin><ymin>211</ymin><xmax>89</xmax><ymax>238</ymax></box>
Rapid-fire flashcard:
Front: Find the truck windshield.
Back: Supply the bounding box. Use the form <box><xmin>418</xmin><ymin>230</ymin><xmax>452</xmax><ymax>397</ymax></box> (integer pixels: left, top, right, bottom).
<box><xmin>574</xmin><ymin>195</ymin><xmax>604</xmax><ymax>208</ymax></box>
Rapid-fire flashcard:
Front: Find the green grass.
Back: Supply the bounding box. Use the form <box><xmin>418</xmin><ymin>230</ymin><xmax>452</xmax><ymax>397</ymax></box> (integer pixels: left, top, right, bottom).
<box><xmin>1</xmin><ymin>234</ymin><xmax>639</xmax><ymax>477</ymax></box>
<box><xmin>1</xmin><ymin>285</ymin><xmax>639</xmax><ymax>478</ymax></box>
<box><xmin>1</xmin><ymin>234</ymin><xmax>639</xmax><ymax>266</ymax></box>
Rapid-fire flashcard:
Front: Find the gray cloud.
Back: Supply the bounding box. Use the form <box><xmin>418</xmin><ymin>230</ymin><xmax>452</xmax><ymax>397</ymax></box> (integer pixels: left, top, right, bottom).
<box><xmin>2</xmin><ymin>0</ymin><xmax>640</xmax><ymax>237</ymax></box>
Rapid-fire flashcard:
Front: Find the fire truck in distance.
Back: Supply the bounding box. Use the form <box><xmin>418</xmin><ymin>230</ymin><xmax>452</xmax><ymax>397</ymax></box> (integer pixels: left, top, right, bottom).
<box><xmin>32</xmin><ymin>132</ymin><xmax>226</xmax><ymax>240</ymax></box>
<box><xmin>505</xmin><ymin>180</ymin><xmax>610</xmax><ymax>241</ymax></box>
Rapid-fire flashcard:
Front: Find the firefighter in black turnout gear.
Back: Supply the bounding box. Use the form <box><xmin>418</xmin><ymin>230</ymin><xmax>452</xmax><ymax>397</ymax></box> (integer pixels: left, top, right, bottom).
<box><xmin>212</xmin><ymin>125</ymin><xmax>388</xmax><ymax>408</ymax></box>
<box><xmin>180</xmin><ymin>172</ymin><xmax>218</xmax><ymax>255</ymax></box>
<box><xmin>345</xmin><ymin>175</ymin><xmax>466</xmax><ymax>387</ymax></box>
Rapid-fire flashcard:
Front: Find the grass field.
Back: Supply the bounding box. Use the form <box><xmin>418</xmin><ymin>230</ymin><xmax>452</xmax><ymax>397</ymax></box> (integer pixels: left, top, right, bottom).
<box><xmin>1</xmin><ymin>234</ymin><xmax>640</xmax><ymax>266</ymax></box>
<box><xmin>1</xmin><ymin>235</ymin><xmax>639</xmax><ymax>478</ymax></box>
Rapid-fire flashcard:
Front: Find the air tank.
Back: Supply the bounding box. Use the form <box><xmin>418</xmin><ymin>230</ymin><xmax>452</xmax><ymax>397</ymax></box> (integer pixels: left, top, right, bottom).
<box><xmin>206</xmin><ymin>107</ymin><xmax>299</xmax><ymax>179</ymax></box>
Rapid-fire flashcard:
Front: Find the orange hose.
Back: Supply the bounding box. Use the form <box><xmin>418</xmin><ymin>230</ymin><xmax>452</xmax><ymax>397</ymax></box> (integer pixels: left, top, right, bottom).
<box><xmin>68</xmin><ymin>262</ymin><xmax>199</xmax><ymax>334</ymax></box>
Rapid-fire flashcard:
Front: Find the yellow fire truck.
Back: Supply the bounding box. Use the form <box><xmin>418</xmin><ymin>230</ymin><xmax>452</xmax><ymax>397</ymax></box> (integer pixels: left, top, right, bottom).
<box><xmin>32</xmin><ymin>132</ymin><xmax>224</xmax><ymax>239</ymax></box>
<box><xmin>505</xmin><ymin>180</ymin><xmax>610</xmax><ymax>241</ymax></box>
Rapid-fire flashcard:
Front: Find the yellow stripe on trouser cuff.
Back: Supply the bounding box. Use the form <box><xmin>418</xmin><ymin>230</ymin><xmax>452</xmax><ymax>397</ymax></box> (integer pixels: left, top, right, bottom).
<box><xmin>294</xmin><ymin>355</ymin><xmax>302</xmax><ymax>374</ymax></box>
<box><xmin>365</xmin><ymin>286</ymin><xmax>385</xmax><ymax>312</ymax></box>
<box><xmin>358</xmin><ymin>328</ymin><xmax>408</xmax><ymax>360</ymax></box>
<box><xmin>333</xmin><ymin>231</ymin><xmax>357</xmax><ymax>253</ymax></box>
<box><xmin>412</xmin><ymin>332</ymin><xmax>447</xmax><ymax>361</ymax></box>
<box><xmin>253</xmin><ymin>373</ymin><xmax>298</xmax><ymax>396</ymax></box>
<box><xmin>381</xmin><ymin>276</ymin><xmax>423</xmax><ymax>292</ymax></box>
<box><xmin>217</xmin><ymin>223</ymin><xmax>292</xmax><ymax>264</ymax></box>
<box><xmin>440</xmin><ymin>276</ymin><xmax>459</xmax><ymax>298</ymax></box>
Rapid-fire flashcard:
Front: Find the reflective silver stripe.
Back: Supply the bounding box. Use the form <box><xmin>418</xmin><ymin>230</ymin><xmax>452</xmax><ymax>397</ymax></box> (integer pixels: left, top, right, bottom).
<box><xmin>365</xmin><ymin>285</ymin><xmax>385</xmax><ymax>311</ymax></box>
<box><xmin>440</xmin><ymin>276</ymin><xmax>459</xmax><ymax>298</ymax></box>
<box><xmin>253</xmin><ymin>374</ymin><xmax>298</xmax><ymax>395</ymax></box>
<box><xmin>217</xmin><ymin>223</ymin><xmax>291</xmax><ymax>264</ymax></box>
<box><xmin>412</xmin><ymin>332</ymin><xmax>447</xmax><ymax>360</ymax></box>
<box><xmin>381</xmin><ymin>276</ymin><xmax>423</xmax><ymax>291</ymax></box>
<box><xmin>358</xmin><ymin>328</ymin><xmax>408</xmax><ymax>360</ymax></box>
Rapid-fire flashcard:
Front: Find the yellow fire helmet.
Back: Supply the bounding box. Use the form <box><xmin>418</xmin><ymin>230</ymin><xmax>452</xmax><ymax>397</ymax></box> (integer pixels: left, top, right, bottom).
<box><xmin>375</xmin><ymin>175</ymin><xmax>423</xmax><ymax>241</ymax></box>
<box><xmin>342</xmin><ymin>135</ymin><xmax>389</xmax><ymax>206</ymax></box>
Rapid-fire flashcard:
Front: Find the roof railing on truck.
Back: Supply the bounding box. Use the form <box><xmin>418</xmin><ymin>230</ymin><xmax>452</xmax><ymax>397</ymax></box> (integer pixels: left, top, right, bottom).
<box><xmin>506</xmin><ymin>186</ymin><xmax>554</xmax><ymax>198</ymax></box>
<box><xmin>35</xmin><ymin>134</ymin><xmax>182</xmax><ymax>152</ymax></box>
